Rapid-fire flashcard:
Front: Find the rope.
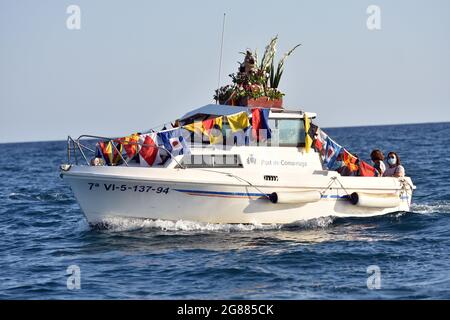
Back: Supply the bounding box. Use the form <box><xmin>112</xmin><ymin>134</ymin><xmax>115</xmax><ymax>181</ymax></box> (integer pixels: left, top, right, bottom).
<box><xmin>398</xmin><ymin>178</ymin><xmax>414</xmax><ymax>206</ymax></box>
<box><xmin>333</xmin><ymin>177</ymin><xmax>352</xmax><ymax>197</ymax></box>
<box><xmin>194</xmin><ymin>168</ymin><xmax>271</xmax><ymax>200</ymax></box>
<box><xmin>399</xmin><ymin>178</ymin><xmax>414</xmax><ymax>191</ymax></box>
<box><xmin>196</xmin><ymin>169</ymin><xmax>354</xmax><ymax>202</ymax></box>
<box><xmin>318</xmin><ymin>176</ymin><xmax>352</xmax><ymax>199</ymax></box>
<box><xmin>319</xmin><ymin>177</ymin><xmax>337</xmax><ymax>196</ymax></box>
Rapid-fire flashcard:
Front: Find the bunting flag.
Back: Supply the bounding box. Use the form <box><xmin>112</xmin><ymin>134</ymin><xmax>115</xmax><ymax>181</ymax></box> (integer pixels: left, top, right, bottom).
<box><xmin>183</xmin><ymin>121</ymin><xmax>206</xmax><ymax>136</ymax></box>
<box><xmin>359</xmin><ymin>160</ymin><xmax>377</xmax><ymax>177</ymax></box>
<box><xmin>158</xmin><ymin>128</ymin><xmax>190</xmax><ymax>156</ymax></box>
<box><xmin>208</xmin><ymin>117</ymin><xmax>223</xmax><ymax>145</ymax></box>
<box><xmin>112</xmin><ymin>142</ymin><xmax>123</xmax><ymax>165</ymax></box>
<box><xmin>120</xmin><ymin>133</ymin><xmax>140</xmax><ymax>160</ymax></box>
<box><xmin>201</xmin><ymin>118</ymin><xmax>215</xmax><ymax>134</ymax></box>
<box><xmin>314</xmin><ymin>129</ymin><xmax>327</xmax><ymax>155</ymax></box>
<box><xmin>343</xmin><ymin>149</ymin><xmax>359</xmax><ymax>173</ymax></box>
<box><xmin>199</xmin><ymin>117</ymin><xmax>224</xmax><ymax>144</ymax></box>
<box><xmin>98</xmin><ymin>141</ymin><xmax>113</xmax><ymax>166</ymax></box>
<box><xmin>304</xmin><ymin>116</ymin><xmax>314</xmax><ymax>153</ymax></box>
<box><xmin>308</xmin><ymin>122</ymin><xmax>318</xmax><ymax>144</ymax></box>
<box><xmin>95</xmin><ymin>143</ymin><xmax>103</xmax><ymax>159</ymax></box>
<box><xmin>323</xmin><ymin>137</ymin><xmax>342</xmax><ymax>169</ymax></box>
<box><xmin>319</xmin><ymin>129</ymin><xmax>328</xmax><ymax>144</ymax></box>
<box><xmin>226</xmin><ymin>112</ymin><xmax>250</xmax><ymax>132</ymax></box>
<box><xmin>139</xmin><ymin>133</ymin><xmax>161</xmax><ymax>167</ymax></box>
<box><xmin>251</xmin><ymin>108</ymin><xmax>271</xmax><ymax>141</ymax></box>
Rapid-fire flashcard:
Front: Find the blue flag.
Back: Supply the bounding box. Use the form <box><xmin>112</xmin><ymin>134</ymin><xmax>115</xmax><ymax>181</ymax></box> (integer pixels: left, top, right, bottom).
<box><xmin>323</xmin><ymin>137</ymin><xmax>342</xmax><ymax>169</ymax></box>
<box><xmin>251</xmin><ymin>108</ymin><xmax>272</xmax><ymax>141</ymax></box>
<box><xmin>261</xmin><ymin>108</ymin><xmax>271</xmax><ymax>139</ymax></box>
<box><xmin>157</xmin><ymin>128</ymin><xmax>189</xmax><ymax>156</ymax></box>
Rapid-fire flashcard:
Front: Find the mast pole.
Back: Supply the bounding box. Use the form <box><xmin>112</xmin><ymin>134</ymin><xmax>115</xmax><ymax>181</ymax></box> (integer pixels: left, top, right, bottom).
<box><xmin>216</xmin><ymin>13</ymin><xmax>226</xmax><ymax>104</ymax></box>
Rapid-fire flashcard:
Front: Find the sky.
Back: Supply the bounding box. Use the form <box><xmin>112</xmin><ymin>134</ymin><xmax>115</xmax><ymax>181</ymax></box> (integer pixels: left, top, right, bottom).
<box><xmin>1</xmin><ymin>0</ymin><xmax>449</xmax><ymax>143</ymax></box>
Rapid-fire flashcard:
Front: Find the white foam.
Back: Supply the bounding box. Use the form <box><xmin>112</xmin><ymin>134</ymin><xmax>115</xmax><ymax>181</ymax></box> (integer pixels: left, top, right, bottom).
<box><xmin>410</xmin><ymin>201</ymin><xmax>450</xmax><ymax>214</ymax></box>
<box><xmin>96</xmin><ymin>217</ymin><xmax>282</xmax><ymax>233</ymax></box>
<box><xmin>92</xmin><ymin>215</ymin><xmax>338</xmax><ymax>233</ymax></box>
<box><xmin>74</xmin><ymin>219</ymin><xmax>90</xmax><ymax>232</ymax></box>
<box><xmin>283</xmin><ymin>216</ymin><xmax>335</xmax><ymax>229</ymax></box>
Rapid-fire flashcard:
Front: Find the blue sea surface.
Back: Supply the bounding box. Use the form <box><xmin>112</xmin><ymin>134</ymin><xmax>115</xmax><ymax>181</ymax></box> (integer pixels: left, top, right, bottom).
<box><xmin>1</xmin><ymin>122</ymin><xmax>450</xmax><ymax>299</ymax></box>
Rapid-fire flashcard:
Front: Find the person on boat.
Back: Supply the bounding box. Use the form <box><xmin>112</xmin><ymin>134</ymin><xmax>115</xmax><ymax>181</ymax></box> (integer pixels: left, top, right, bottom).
<box><xmin>335</xmin><ymin>153</ymin><xmax>355</xmax><ymax>176</ymax></box>
<box><xmin>90</xmin><ymin>157</ymin><xmax>104</xmax><ymax>166</ymax></box>
<box><xmin>383</xmin><ymin>151</ymin><xmax>405</xmax><ymax>177</ymax></box>
<box><xmin>370</xmin><ymin>149</ymin><xmax>386</xmax><ymax>176</ymax></box>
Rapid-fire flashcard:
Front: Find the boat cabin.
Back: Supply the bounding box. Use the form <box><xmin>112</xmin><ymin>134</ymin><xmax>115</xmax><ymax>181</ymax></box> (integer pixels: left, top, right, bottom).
<box><xmin>172</xmin><ymin>104</ymin><xmax>323</xmax><ymax>172</ymax></box>
<box><xmin>179</xmin><ymin>104</ymin><xmax>317</xmax><ymax>148</ymax></box>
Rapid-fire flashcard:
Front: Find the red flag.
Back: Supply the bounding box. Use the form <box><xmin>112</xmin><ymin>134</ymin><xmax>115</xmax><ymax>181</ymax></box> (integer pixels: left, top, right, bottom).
<box><xmin>317</xmin><ymin>130</ymin><xmax>328</xmax><ymax>155</ymax></box>
<box><xmin>202</xmin><ymin>118</ymin><xmax>215</xmax><ymax>134</ymax></box>
<box><xmin>251</xmin><ymin>109</ymin><xmax>262</xmax><ymax>140</ymax></box>
<box><xmin>251</xmin><ymin>108</ymin><xmax>271</xmax><ymax>141</ymax></box>
<box><xmin>120</xmin><ymin>134</ymin><xmax>140</xmax><ymax>159</ymax></box>
<box><xmin>139</xmin><ymin>135</ymin><xmax>158</xmax><ymax>166</ymax></box>
<box><xmin>359</xmin><ymin>160</ymin><xmax>376</xmax><ymax>177</ymax></box>
<box><xmin>314</xmin><ymin>138</ymin><xmax>323</xmax><ymax>151</ymax></box>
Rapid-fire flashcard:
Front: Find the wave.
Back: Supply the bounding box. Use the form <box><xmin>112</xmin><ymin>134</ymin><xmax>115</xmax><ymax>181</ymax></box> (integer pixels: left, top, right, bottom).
<box><xmin>282</xmin><ymin>216</ymin><xmax>336</xmax><ymax>229</ymax></box>
<box><xmin>410</xmin><ymin>201</ymin><xmax>450</xmax><ymax>214</ymax></box>
<box><xmin>8</xmin><ymin>191</ymin><xmax>74</xmax><ymax>204</ymax></box>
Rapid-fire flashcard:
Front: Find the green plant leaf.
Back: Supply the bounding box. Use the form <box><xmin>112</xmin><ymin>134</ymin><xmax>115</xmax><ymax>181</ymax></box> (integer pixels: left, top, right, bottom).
<box><xmin>260</xmin><ymin>35</ymin><xmax>278</xmax><ymax>72</ymax></box>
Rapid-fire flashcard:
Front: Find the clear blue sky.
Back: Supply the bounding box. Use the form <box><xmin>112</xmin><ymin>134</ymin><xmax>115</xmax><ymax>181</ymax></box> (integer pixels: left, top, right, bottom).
<box><xmin>1</xmin><ymin>0</ymin><xmax>449</xmax><ymax>143</ymax></box>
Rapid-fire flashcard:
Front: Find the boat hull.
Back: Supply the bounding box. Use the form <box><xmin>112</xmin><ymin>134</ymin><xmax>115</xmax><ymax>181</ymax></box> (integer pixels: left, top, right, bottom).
<box><xmin>61</xmin><ymin>166</ymin><xmax>413</xmax><ymax>224</ymax></box>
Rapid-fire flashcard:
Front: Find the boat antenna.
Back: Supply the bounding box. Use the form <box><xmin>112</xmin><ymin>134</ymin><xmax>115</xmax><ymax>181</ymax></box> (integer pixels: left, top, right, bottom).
<box><xmin>216</xmin><ymin>13</ymin><xmax>226</xmax><ymax>104</ymax></box>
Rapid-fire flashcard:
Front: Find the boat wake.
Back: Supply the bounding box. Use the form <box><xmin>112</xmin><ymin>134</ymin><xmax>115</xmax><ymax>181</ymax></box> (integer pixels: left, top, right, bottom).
<box><xmin>410</xmin><ymin>201</ymin><xmax>450</xmax><ymax>214</ymax></box>
<box><xmin>91</xmin><ymin>216</ymin><xmax>336</xmax><ymax>233</ymax></box>
<box><xmin>88</xmin><ymin>205</ymin><xmax>449</xmax><ymax>234</ymax></box>
<box><xmin>92</xmin><ymin>217</ymin><xmax>281</xmax><ymax>232</ymax></box>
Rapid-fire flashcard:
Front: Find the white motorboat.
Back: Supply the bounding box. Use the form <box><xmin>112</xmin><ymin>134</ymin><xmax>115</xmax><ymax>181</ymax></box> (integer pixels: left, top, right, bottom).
<box><xmin>60</xmin><ymin>104</ymin><xmax>415</xmax><ymax>225</ymax></box>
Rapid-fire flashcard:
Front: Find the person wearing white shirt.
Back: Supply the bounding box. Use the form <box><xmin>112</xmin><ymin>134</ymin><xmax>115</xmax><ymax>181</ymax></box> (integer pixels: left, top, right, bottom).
<box><xmin>383</xmin><ymin>151</ymin><xmax>405</xmax><ymax>177</ymax></box>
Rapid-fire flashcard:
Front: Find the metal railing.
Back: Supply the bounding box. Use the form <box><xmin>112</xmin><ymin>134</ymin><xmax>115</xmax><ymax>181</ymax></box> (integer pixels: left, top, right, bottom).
<box><xmin>66</xmin><ymin>134</ymin><xmax>185</xmax><ymax>168</ymax></box>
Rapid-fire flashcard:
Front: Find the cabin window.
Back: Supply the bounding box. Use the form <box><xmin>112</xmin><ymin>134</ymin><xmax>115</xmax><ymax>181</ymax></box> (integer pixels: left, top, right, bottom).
<box><xmin>268</xmin><ymin>119</ymin><xmax>305</xmax><ymax>147</ymax></box>
<box><xmin>183</xmin><ymin>116</ymin><xmax>306</xmax><ymax>147</ymax></box>
<box><xmin>180</xmin><ymin>154</ymin><xmax>243</xmax><ymax>168</ymax></box>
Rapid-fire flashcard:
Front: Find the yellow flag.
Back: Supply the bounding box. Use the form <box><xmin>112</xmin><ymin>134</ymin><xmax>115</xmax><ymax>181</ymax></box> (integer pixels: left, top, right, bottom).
<box><xmin>226</xmin><ymin>112</ymin><xmax>250</xmax><ymax>132</ymax></box>
<box><xmin>304</xmin><ymin>115</ymin><xmax>312</xmax><ymax>153</ymax></box>
<box><xmin>183</xmin><ymin>121</ymin><xmax>205</xmax><ymax>135</ymax></box>
<box><xmin>105</xmin><ymin>141</ymin><xmax>114</xmax><ymax>164</ymax></box>
<box><xmin>209</xmin><ymin>117</ymin><xmax>223</xmax><ymax>144</ymax></box>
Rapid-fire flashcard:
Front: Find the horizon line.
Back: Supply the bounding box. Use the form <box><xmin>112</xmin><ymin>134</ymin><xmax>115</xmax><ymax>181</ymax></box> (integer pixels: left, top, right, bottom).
<box><xmin>0</xmin><ymin>120</ymin><xmax>449</xmax><ymax>145</ymax></box>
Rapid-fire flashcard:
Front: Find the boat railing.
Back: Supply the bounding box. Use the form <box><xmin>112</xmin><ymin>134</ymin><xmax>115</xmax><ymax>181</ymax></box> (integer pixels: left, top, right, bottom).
<box><xmin>66</xmin><ymin>135</ymin><xmax>185</xmax><ymax>168</ymax></box>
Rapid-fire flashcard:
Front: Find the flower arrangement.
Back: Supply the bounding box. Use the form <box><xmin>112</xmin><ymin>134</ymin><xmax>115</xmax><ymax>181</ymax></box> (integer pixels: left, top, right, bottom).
<box><xmin>214</xmin><ymin>36</ymin><xmax>301</xmax><ymax>107</ymax></box>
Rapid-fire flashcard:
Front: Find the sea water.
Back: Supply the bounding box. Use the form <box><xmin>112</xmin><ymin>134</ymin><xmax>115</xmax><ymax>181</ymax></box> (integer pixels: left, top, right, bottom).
<box><xmin>1</xmin><ymin>122</ymin><xmax>449</xmax><ymax>299</ymax></box>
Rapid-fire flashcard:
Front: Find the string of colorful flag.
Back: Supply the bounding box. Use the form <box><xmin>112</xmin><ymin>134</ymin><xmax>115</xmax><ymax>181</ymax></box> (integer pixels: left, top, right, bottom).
<box><xmin>95</xmin><ymin>109</ymin><xmax>271</xmax><ymax>167</ymax></box>
<box><xmin>183</xmin><ymin>108</ymin><xmax>270</xmax><ymax>144</ymax></box>
<box><xmin>96</xmin><ymin>128</ymin><xmax>190</xmax><ymax>167</ymax></box>
<box><xmin>309</xmin><ymin>127</ymin><xmax>378</xmax><ymax>177</ymax></box>
<box><xmin>95</xmin><ymin>108</ymin><xmax>378</xmax><ymax>176</ymax></box>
